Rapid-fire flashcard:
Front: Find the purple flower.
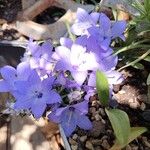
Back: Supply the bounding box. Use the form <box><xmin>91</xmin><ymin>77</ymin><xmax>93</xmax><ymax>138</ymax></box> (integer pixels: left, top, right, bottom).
<box><xmin>88</xmin><ymin>13</ymin><xmax>126</xmax><ymax>50</ymax></box>
<box><xmin>55</xmin><ymin>73</ymin><xmax>80</xmax><ymax>89</ymax></box>
<box><xmin>13</xmin><ymin>70</ymin><xmax>61</xmax><ymax>118</ymax></box>
<box><xmin>71</xmin><ymin>8</ymin><xmax>99</xmax><ymax>36</ymax></box>
<box><xmin>53</xmin><ymin>44</ymin><xmax>100</xmax><ymax>85</ymax></box>
<box><xmin>0</xmin><ymin>62</ymin><xmax>31</xmax><ymax>92</ymax></box>
<box><xmin>48</xmin><ymin>101</ymin><xmax>92</xmax><ymax>136</ymax></box>
<box><xmin>25</xmin><ymin>39</ymin><xmax>54</xmax><ymax>75</ymax></box>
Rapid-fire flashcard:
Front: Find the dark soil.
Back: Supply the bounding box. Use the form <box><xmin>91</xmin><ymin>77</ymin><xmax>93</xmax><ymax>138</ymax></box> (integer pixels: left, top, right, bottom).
<box><xmin>0</xmin><ymin>0</ymin><xmax>22</xmax><ymax>22</ymax></box>
<box><xmin>69</xmin><ymin>67</ymin><xmax>150</xmax><ymax>150</ymax></box>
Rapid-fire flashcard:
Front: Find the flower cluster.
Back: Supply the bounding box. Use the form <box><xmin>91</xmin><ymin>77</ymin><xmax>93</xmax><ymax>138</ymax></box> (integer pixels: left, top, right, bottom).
<box><xmin>0</xmin><ymin>8</ymin><xmax>126</xmax><ymax>136</ymax></box>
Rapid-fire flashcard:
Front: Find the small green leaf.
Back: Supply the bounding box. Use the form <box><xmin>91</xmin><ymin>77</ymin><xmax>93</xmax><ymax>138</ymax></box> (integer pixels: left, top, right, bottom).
<box><xmin>147</xmin><ymin>73</ymin><xmax>150</xmax><ymax>85</ymax></box>
<box><xmin>110</xmin><ymin>127</ymin><xmax>147</xmax><ymax>150</ymax></box>
<box><xmin>129</xmin><ymin>127</ymin><xmax>147</xmax><ymax>143</ymax></box>
<box><xmin>96</xmin><ymin>70</ymin><xmax>109</xmax><ymax>106</ymax></box>
<box><xmin>144</xmin><ymin>56</ymin><xmax>150</xmax><ymax>62</ymax></box>
<box><xmin>131</xmin><ymin>62</ymin><xmax>144</xmax><ymax>70</ymax></box>
<box><xmin>105</xmin><ymin>108</ymin><xmax>130</xmax><ymax>146</ymax></box>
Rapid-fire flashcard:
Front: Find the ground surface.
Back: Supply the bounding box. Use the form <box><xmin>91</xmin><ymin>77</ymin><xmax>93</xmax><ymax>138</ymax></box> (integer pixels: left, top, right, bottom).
<box><xmin>0</xmin><ymin>0</ymin><xmax>150</xmax><ymax>150</ymax></box>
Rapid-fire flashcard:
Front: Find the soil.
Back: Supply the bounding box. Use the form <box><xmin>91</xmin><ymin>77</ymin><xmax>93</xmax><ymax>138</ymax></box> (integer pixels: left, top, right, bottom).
<box><xmin>68</xmin><ymin>66</ymin><xmax>150</xmax><ymax>150</ymax></box>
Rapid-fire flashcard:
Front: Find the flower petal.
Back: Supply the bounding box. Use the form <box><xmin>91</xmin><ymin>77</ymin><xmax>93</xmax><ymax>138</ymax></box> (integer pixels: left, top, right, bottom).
<box><xmin>90</xmin><ymin>12</ymin><xmax>99</xmax><ymax>24</ymax></box>
<box><xmin>45</xmin><ymin>90</ymin><xmax>61</xmax><ymax>104</ymax></box>
<box><xmin>76</xmin><ymin>8</ymin><xmax>90</xmax><ymax>22</ymax></box>
<box><xmin>28</xmin><ymin>70</ymin><xmax>41</xmax><ymax>84</ymax></box>
<box><xmin>99</xmin><ymin>13</ymin><xmax>111</xmax><ymax>33</ymax></box>
<box><xmin>0</xmin><ymin>66</ymin><xmax>17</xmax><ymax>80</ymax></box>
<box><xmin>61</xmin><ymin>109</ymin><xmax>77</xmax><ymax>137</ymax></box>
<box><xmin>31</xmin><ymin>100</ymin><xmax>46</xmax><ymax>118</ymax></box>
<box><xmin>72</xmin><ymin>71</ymin><xmax>87</xmax><ymax>85</ymax></box>
<box><xmin>17</xmin><ymin>62</ymin><xmax>31</xmax><ymax>80</ymax></box>
<box><xmin>55</xmin><ymin>46</ymin><xmax>70</xmax><ymax>60</ymax></box>
<box><xmin>0</xmin><ymin>80</ymin><xmax>10</xmax><ymax>92</ymax></box>
<box><xmin>60</xmin><ymin>37</ymin><xmax>73</xmax><ymax>49</ymax></box>
<box><xmin>74</xmin><ymin>101</ymin><xmax>88</xmax><ymax>115</ymax></box>
<box><xmin>111</xmin><ymin>21</ymin><xmax>126</xmax><ymax>39</ymax></box>
<box><xmin>77</xmin><ymin>114</ymin><xmax>92</xmax><ymax>130</ymax></box>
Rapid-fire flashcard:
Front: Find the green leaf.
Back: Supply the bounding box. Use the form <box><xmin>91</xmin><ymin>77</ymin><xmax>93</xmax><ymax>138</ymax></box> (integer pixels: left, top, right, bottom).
<box><xmin>96</xmin><ymin>70</ymin><xmax>109</xmax><ymax>106</ymax></box>
<box><xmin>105</xmin><ymin>108</ymin><xmax>130</xmax><ymax>146</ymax></box>
<box><xmin>129</xmin><ymin>127</ymin><xmax>147</xmax><ymax>143</ymax></box>
<box><xmin>147</xmin><ymin>73</ymin><xmax>150</xmax><ymax>85</ymax></box>
<box><xmin>110</xmin><ymin>127</ymin><xmax>147</xmax><ymax>150</ymax></box>
<box><xmin>131</xmin><ymin>62</ymin><xmax>144</xmax><ymax>70</ymax></box>
<box><xmin>144</xmin><ymin>56</ymin><xmax>150</xmax><ymax>62</ymax></box>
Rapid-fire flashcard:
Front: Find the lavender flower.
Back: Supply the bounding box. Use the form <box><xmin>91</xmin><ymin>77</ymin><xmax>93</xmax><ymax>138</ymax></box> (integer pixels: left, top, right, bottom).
<box><xmin>13</xmin><ymin>70</ymin><xmax>61</xmax><ymax>118</ymax></box>
<box><xmin>48</xmin><ymin>101</ymin><xmax>92</xmax><ymax>136</ymax></box>
<box><xmin>53</xmin><ymin>44</ymin><xmax>100</xmax><ymax>85</ymax></box>
<box><xmin>25</xmin><ymin>39</ymin><xmax>54</xmax><ymax>76</ymax></box>
<box><xmin>88</xmin><ymin>13</ymin><xmax>126</xmax><ymax>50</ymax></box>
<box><xmin>0</xmin><ymin>62</ymin><xmax>31</xmax><ymax>92</ymax></box>
<box><xmin>71</xmin><ymin>8</ymin><xmax>99</xmax><ymax>36</ymax></box>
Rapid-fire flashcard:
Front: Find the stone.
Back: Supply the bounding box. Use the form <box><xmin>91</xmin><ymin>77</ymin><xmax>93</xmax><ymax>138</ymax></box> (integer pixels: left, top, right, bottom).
<box><xmin>95</xmin><ymin>114</ymin><xmax>101</xmax><ymax>121</ymax></box>
<box><xmin>69</xmin><ymin>138</ymin><xmax>77</xmax><ymax>145</ymax></box>
<box><xmin>85</xmin><ymin>141</ymin><xmax>94</xmax><ymax>150</ymax></box>
<box><xmin>71</xmin><ymin>145</ymin><xmax>78</xmax><ymax>150</ymax></box>
<box><xmin>91</xmin><ymin>139</ymin><xmax>102</xmax><ymax>146</ymax></box>
<box><xmin>101</xmin><ymin>139</ymin><xmax>110</xmax><ymax>149</ymax></box>
<box><xmin>89</xmin><ymin>107</ymin><xmax>96</xmax><ymax>114</ymax></box>
<box><xmin>72</xmin><ymin>134</ymin><xmax>78</xmax><ymax>140</ymax></box>
<box><xmin>90</xmin><ymin>121</ymin><xmax>105</xmax><ymax>138</ymax></box>
<box><xmin>140</xmin><ymin>102</ymin><xmax>146</xmax><ymax>111</ymax></box>
<box><xmin>80</xmin><ymin>136</ymin><xmax>87</xmax><ymax>142</ymax></box>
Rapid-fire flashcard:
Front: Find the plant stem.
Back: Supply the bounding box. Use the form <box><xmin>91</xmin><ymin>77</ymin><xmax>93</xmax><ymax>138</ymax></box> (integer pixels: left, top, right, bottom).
<box><xmin>118</xmin><ymin>49</ymin><xmax>150</xmax><ymax>71</ymax></box>
<box><xmin>114</xmin><ymin>39</ymin><xmax>150</xmax><ymax>55</ymax></box>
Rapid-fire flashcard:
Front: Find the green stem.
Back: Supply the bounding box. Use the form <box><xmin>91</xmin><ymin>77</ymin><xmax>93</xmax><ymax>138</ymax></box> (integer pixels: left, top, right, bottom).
<box><xmin>118</xmin><ymin>49</ymin><xmax>150</xmax><ymax>71</ymax></box>
<box><xmin>65</xmin><ymin>21</ymin><xmax>76</xmax><ymax>42</ymax></box>
<box><xmin>114</xmin><ymin>39</ymin><xmax>150</xmax><ymax>55</ymax></box>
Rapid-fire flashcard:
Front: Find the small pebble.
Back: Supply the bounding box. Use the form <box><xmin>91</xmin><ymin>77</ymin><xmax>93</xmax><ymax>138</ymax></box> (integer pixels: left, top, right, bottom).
<box><xmin>71</xmin><ymin>145</ymin><xmax>78</xmax><ymax>150</ymax></box>
<box><xmin>69</xmin><ymin>138</ymin><xmax>77</xmax><ymax>145</ymax></box>
<box><xmin>90</xmin><ymin>121</ymin><xmax>105</xmax><ymax>138</ymax></box>
<box><xmin>98</xmin><ymin>108</ymin><xmax>105</xmax><ymax>116</ymax></box>
<box><xmin>137</xmin><ymin>94</ymin><xmax>148</xmax><ymax>102</ymax></box>
<box><xmin>72</xmin><ymin>134</ymin><xmax>78</xmax><ymax>140</ymax></box>
<box><xmin>101</xmin><ymin>139</ymin><xmax>110</xmax><ymax>149</ymax></box>
<box><xmin>85</xmin><ymin>141</ymin><xmax>94</xmax><ymax>150</ymax></box>
<box><xmin>140</xmin><ymin>102</ymin><xmax>146</xmax><ymax>111</ymax></box>
<box><xmin>91</xmin><ymin>139</ymin><xmax>102</xmax><ymax>146</ymax></box>
<box><xmin>95</xmin><ymin>146</ymin><xmax>103</xmax><ymax>150</ymax></box>
<box><xmin>95</xmin><ymin>114</ymin><xmax>101</xmax><ymax>121</ymax></box>
<box><xmin>89</xmin><ymin>107</ymin><xmax>96</xmax><ymax>114</ymax></box>
<box><xmin>80</xmin><ymin>135</ymin><xmax>87</xmax><ymax>142</ymax></box>
<box><xmin>125</xmin><ymin>145</ymin><xmax>132</xmax><ymax>150</ymax></box>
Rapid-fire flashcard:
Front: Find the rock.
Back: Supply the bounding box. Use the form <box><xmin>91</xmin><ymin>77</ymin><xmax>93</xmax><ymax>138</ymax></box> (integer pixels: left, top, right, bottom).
<box><xmin>98</xmin><ymin>108</ymin><xmax>105</xmax><ymax>116</ymax></box>
<box><xmin>85</xmin><ymin>141</ymin><xmax>94</xmax><ymax>150</ymax></box>
<box><xmin>95</xmin><ymin>146</ymin><xmax>103</xmax><ymax>150</ymax></box>
<box><xmin>71</xmin><ymin>145</ymin><xmax>78</xmax><ymax>150</ymax></box>
<box><xmin>91</xmin><ymin>139</ymin><xmax>102</xmax><ymax>146</ymax></box>
<box><xmin>89</xmin><ymin>107</ymin><xmax>96</xmax><ymax>114</ymax></box>
<box><xmin>95</xmin><ymin>114</ymin><xmax>101</xmax><ymax>121</ymax></box>
<box><xmin>69</xmin><ymin>138</ymin><xmax>77</xmax><ymax>145</ymax></box>
<box><xmin>80</xmin><ymin>135</ymin><xmax>87</xmax><ymax>142</ymax></box>
<box><xmin>113</xmin><ymin>84</ymin><xmax>121</xmax><ymax>93</ymax></box>
<box><xmin>140</xmin><ymin>102</ymin><xmax>146</xmax><ymax>111</ymax></box>
<box><xmin>137</xmin><ymin>94</ymin><xmax>148</xmax><ymax>103</ymax></box>
<box><xmin>90</xmin><ymin>121</ymin><xmax>105</xmax><ymax>138</ymax></box>
<box><xmin>125</xmin><ymin>145</ymin><xmax>132</xmax><ymax>150</ymax></box>
<box><xmin>101</xmin><ymin>139</ymin><xmax>110</xmax><ymax>149</ymax></box>
<box><xmin>72</xmin><ymin>134</ymin><xmax>78</xmax><ymax>140</ymax></box>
